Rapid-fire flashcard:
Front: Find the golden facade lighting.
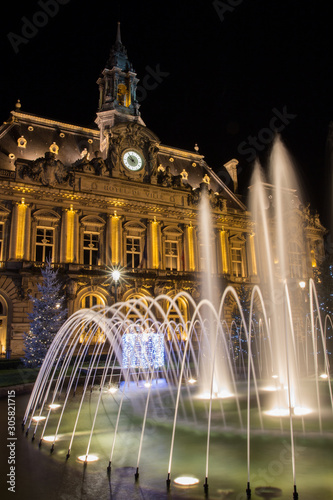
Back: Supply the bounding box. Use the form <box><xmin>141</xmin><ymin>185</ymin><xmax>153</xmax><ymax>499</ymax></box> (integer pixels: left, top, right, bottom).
<box><xmin>65</xmin><ymin>205</ymin><xmax>75</xmax><ymax>263</ymax></box>
<box><xmin>220</xmin><ymin>228</ymin><xmax>228</xmax><ymax>274</ymax></box>
<box><xmin>111</xmin><ymin>212</ymin><xmax>119</xmax><ymax>265</ymax></box>
<box><xmin>249</xmin><ymin>233</ymin><xmax>257</xmax><ymax>276</ymax></box>
<box><xmin>152</xmin><ymin>217</ymin><xmax>159</xmax><ymax>269</ymax></box>
<box><xmin>187</xmin><ymin>224</ymin><xmax>195</xmax><ymax>271</ymax></box>
<box><xmin>15</xmin><ymin>198</ymin><xmax>27</xmax><ymax>260</ymax></box>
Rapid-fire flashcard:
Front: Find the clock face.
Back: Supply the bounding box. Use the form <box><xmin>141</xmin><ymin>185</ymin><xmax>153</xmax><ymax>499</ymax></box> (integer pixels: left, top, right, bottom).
<box><xmin>122</xmin><ymin>150</ymin><xmax>143</xmax><ymax>171</ymax></box>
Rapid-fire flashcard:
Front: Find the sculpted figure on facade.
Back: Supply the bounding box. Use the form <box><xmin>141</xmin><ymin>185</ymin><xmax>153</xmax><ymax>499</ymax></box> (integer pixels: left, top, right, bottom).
<box><xmin>146</xmin><ymin>141</ymin><xmax>159</xmax><ymax>182</ymax></box>
<box><xmin>89</xmin><ymin>151</ymin><xmax>109</xmax><ymax>176</ymax></box>
<box><xmin>157</xmin><ymin>164</ymin><xmax>173</xmax><ymax>187</ymax></box>
<box><xmin>18</xmin><ymin>152</ymin><xmax>71</xmax><ymax>187</ymax></box>
<box><xmin>73</xmin><ymin>151</ymin><xmax>94</xmax><ymax>174</ymax></box>
<box><xmin>107</xmin><ymin>134</ymin><xmax>121</xmax><ymax>172</ymax></box>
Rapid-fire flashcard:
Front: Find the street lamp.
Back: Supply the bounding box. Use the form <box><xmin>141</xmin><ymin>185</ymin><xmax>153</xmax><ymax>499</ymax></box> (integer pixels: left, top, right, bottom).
<box><xmin>111</xmin><ymin>269</ymin><xmax>121</xmax><ymax>303</ymax></box>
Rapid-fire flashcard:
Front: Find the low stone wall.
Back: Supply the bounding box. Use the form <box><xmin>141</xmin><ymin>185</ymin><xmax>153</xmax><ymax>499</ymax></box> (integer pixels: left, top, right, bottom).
<box><xmin>0</xmin><ymin>383</ymin><xmax>34</xmax><ymax>399</ymax></box>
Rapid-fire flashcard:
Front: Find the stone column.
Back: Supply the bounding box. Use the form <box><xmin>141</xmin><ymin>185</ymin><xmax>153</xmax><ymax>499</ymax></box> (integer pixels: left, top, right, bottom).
<box><xmin>8</xmin><ymin>198</ymin><xmax>30</xmax><ymax>260</ymax></box>
<box><xmin>61</xmin><ymin>205</ymin><xmax>77</xmax><ymax>263</ymax></box>
<box><xmin>218</xmin><ymin>228</ymin><xmax>229</xmax><ymax>274</ymax></box>
<box><xmin>148</xmin><ymin>218</ymin><xmax>161</xmax><ymax>269</ymax></box>
<box><xmin>106</xmin><ymin>212</ymin><xmax>122</xmax><ymax>266</ymax></box>
<box><xmin>184</xmin><ymin>224</ymin><xmax>196</xmax><ymax>272</ymax></box>
<box><xmin>248</xmin><ymin>232</ymin><xmax>257</xmax><ymax>277</ymax></box>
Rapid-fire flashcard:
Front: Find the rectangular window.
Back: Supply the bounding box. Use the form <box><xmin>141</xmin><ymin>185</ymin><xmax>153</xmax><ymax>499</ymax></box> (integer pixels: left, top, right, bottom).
<box><xmin>35</xmin><ymin>227</ymin><xmax>54</xmax><ymax>262</ymax></box>
<box><xmin>289</xmin><ymin>242</ymin><xmax>303</xmax><ymax>278</ymax></box>
<box><xmin>165</xmin><ymin>240</ymin><xmax>178</xmax><ymax>270</ymax></box>
<box><xmin>83</xmin><ymin>232</ymin><xmax>99</xmax><ymax>267</ymax></box>
<box><xmin>126</xmin><ymin>236</ymin><xmax>141</xmax><ymax>268</ymax></box>
<box><xmin>231</xmin><ymin>247</ymin><xmax>242</xmax><ymax>277</ymax></box>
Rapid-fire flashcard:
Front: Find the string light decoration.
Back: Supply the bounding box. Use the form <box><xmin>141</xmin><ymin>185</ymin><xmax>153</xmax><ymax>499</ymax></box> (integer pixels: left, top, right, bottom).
<box><xmin>122</xmin><ymin>326</ymin><xmax>164</xmax><ymax>369</ymax></box>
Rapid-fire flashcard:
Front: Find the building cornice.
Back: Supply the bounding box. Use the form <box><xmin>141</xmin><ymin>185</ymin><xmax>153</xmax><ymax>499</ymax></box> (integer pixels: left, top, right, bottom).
<box><xmin>11</xmin><ymin>111</ymin><xmax>100</xmax><ymax>137</ymax></box>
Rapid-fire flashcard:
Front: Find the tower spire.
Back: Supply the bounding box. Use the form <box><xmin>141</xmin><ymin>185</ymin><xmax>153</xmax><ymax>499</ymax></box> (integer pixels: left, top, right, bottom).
<box><xmin>95</xmin><ymin>23</ymin><xmax>145</xmax><ymax>144</ymax></box>
<box><xmin>116</xmin><ymin>21</ymin><xmax>121</xmax><ymax>44</ymax></box>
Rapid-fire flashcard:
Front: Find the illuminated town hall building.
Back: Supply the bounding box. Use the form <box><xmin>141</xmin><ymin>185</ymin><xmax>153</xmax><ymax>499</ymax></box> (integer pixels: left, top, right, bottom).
<box><xmin>0</xmin><ymin>27</ymin><xmax>325</xmax><ymax>357</ymax></box>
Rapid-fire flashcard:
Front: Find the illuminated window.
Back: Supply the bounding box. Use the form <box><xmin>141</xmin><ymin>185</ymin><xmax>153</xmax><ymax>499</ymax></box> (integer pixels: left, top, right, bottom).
<box><xmin>80</xmin><ymin>215</ymin><xmax>105</xmax><ymax>268</ymax></box>
<box><xmin>165</xmin><ymin>296</ymin><xmax>188</xmax><ymax>341</ymax></box>
<box><xmin>120</xmin><ymin>294</ymin><xmax>149</xmax><ymax>324</ymax></box>
<box><xmin>117</xmin><ymin>83</ymin><xmax>130</xmax><ymax>107</ymax></box>
<box><xmin>162</xmin><ymin>226</ymin><xmax>183</xmax><ymax>271</ymax></box>
<box><xmin>83</xmin><ymin>232</ymin><xmax>99</xmax><ymax>267</ymax></box>
<box><xmin>165</xmin><ymin>240</ymin><xmax>178</xmax><ymax>270</ymax></box>
<box><xmin>231</xmin><ymin>247</ymin><xmax>242</xmax><ymax>277</ymax></box>
<box><xmin>35</xmin><ymin>227</ymin><xmax>54</xmax><ymax>262</ymax></box>
<box><xmin>126</xmin><ymin>236</ymin><xmax>141</xmax><ymax>268</ymax></box>
<box><xmin>79</xmin><ymin>294</ymin><xmax>106</xmax><ymax>344</ymax></box>
<box><xmin>288</xmin><ymin>241</ymin><xmax>303</xmax><ymax>278</ymax></box>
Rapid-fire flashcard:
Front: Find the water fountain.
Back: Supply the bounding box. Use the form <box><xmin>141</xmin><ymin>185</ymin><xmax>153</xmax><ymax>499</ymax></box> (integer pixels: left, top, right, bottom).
<box><xmin>21</xmin><ymin>138</ymin><xmax>333</xmax><ymax>500</ymax></box>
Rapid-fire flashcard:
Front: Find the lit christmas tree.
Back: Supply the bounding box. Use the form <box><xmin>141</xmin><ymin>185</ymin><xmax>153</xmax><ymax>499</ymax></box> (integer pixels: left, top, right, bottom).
<box><xmin>23</xmin><ymin>260</ymin><xmax>67</xmax><ymax>368</ymax></box>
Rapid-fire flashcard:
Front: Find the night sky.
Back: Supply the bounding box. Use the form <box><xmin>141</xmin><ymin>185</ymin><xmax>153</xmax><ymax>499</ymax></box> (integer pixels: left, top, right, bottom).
<box><xmin>1</xmin><ymin>0</ymin><xmax>332</xmax><ymax>225</ymax></box>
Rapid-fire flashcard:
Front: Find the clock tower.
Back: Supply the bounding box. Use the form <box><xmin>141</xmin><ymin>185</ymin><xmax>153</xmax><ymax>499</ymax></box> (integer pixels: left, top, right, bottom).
<box><xmin>95</xmin><ymin>23</ymin><xmax>145</xmax><ymax>153</ymax></box>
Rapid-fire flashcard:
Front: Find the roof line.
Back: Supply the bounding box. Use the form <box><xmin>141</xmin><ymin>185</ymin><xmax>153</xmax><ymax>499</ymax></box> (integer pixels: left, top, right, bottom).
<box><xmin>204</xmin><ymin>163</ymin><xmax>247</xmax><ymax>211</ymax></box>
<box><xmin>0</xmin><ymin>121</ymin><xmax>16</xmax><ymax>140</ymax></box>
<box><xmin>11</xmin><ymin>111</ymin><xmax>99</xmax><ymax>136</ymax></box>
<box><xmin>158</xmin><ymin>144</ymin><xmax>204</xmax><ymax>160</ymax></box>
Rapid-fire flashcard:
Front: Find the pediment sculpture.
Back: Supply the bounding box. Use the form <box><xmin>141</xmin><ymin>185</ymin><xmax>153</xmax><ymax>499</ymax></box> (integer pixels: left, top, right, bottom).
<box><xmin>17</xmin><ymin>152</ymin><xmax>72</xmax><ymax>187</ymax></box>
<box><xmin>72</xmin><ymin>151</ymin><xmax>109</xmax><ymax>176</ymax></box>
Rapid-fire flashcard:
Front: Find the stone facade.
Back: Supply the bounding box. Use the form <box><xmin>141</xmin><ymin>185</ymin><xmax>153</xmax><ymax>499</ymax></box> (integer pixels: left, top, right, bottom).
<box><xmin>0</xmin><ymin>27</ymin><xmax>325</xmax><ymax>358</ymax></box>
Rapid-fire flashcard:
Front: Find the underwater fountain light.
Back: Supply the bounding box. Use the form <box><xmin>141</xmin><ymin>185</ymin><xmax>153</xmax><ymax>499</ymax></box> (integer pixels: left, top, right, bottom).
<box><xmin>174</xmin><ymin>476</ymin><xmax>200</xmax><ymax>486</ymax></box>
<box><xmin>32</xmin><ymin>416</ymin><xmax>46</xmax><ymax>422</ymax></box>
<box><xmin>77</xmin><ymin>454</ymin><xmax>99</xmax><ymax>463</ymax></box>
<box><xmin>49</xmin><ymin>403</ymin><xmax>61</xmax><ymax>409</ymax></box>
<box><xmin>188</xmin><ymin>378</ymin><xmax>197</xmax><ymax>384</ymax></box>
<box><xmin>299</xmin><ymin>281</ymin><xmax>306</xmax><ymax>289</ymax></box>
<box><xmin>266</xmin><ymin>408</ymin><xmax>290</xmax><ymax>417</ymax></box>
<box><xmin>108</xmin><ymin>387</ymin><xmax>118</xmax><ymax>394</ymax></box>
<box><xmin>197</xmin><ymin>389</ymin><xmax>233</xmax><ymax>400</ymax></box>
<box><xmin>293</xmin><ymin>407</ymin><xmax>312</xmax><ymax>416</ymax></box>
<box><xmin>43</xmin><ymin>435</ymin><xmax>60</xmax><ymax>442</ymax></box>
<box><xmin>266</xmin><ymin>407</ymin><xmax>312</xmax><ymax>417</ymax></box>
<box><xmin>272</xmin><ymin>375</ymin><xmax>279</xmax><ymax>379</ymax></box>
<box><xmin>320</xmin><ymin>373</ymin><xmax>328</xmax><ymax>379</ymax></box>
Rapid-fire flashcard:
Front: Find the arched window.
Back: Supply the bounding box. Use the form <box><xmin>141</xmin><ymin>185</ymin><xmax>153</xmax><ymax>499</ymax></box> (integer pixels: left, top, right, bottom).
<box><xmin>122</xmin><ymin>293</ymin><xmax>149</xmax><ymax>322</ymax></box>
<box><xmin>79</xmin><ymin>293</ymin><xmax>106</xmax><ymax>344</ymax></box>
<box><xmin>164</xmin><ymin>296</ymin><xmax>189</xmax><ymax>340</ymax></box>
